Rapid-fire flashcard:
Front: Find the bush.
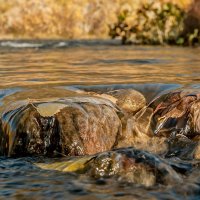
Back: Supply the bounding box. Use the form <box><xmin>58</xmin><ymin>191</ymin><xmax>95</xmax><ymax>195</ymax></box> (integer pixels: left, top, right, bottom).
<box><xmin>109</xmin><ymin>1</ymin><xmax>186</xmax><ymax>45</ymax></box>
<box><xmin>109</xmin><ymin>0</ymin><xmax>200</xmax><ymax>46</ymax></box>
<box><xmin>182</xmin><ymin>0</ymin><xmax>200</xmax><ymax>45</ymax></box>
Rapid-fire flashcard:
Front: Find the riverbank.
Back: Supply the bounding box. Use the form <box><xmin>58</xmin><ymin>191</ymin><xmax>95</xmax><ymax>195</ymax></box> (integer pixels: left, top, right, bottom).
<box><xmin>109</xmin><ymin>0</ymin><xmax>200</xmax><ymax>45</ymax></box>
<box><xmin>0</xmin><ymin>0</ymin><xmax>194</xmax><ymax>40</ymax></box>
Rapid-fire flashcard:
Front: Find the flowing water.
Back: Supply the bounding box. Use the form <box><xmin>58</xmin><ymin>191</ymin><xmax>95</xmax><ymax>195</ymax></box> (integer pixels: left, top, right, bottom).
<box><xmin>0</xmin><ymin>40</ymin><xmax>200</xmax><ymax>199</ymax></box>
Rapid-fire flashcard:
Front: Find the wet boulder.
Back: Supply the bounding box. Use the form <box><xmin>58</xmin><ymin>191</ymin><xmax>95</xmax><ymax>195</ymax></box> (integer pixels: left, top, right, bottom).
<box><xmin>104</xmin><ymin>89</ymin><xmax>146</xmax><ymax>115</ymax></box>
<box><xmin>37</xmin><ymin>147</ymin><xmax>188</xmax><ymax>186</ymax></box>
<box><xmin>80</xmin><ymin>89</ymin><xmax>159</xmax><ymax>153</ymax></box>
<box><xmin>165</xmin><ymin>134</ymin><xmax>199</xmax><ymax>160</ymax></box>
<box><xmin>86</xmin><ymin>147</ymin><xmax>183</xmax><ymax>186</ymax></box>
<box><xmin>149</xmin><ymin>89</ymin><xmax>200</xmax><ymax>138</ymax></box>
<box><xmin>130</xmin><ymin>89</ymin><xmax>200</xmax><ymax>138</ymax></box>
<box><xmin>119</xmin><ymin>88</ymin><xmax>200</xmax><ymax>156</ymax></box>
<box><xmin>82</xmin><ymin>88</ymin><xmax>147</xmax><ymax>116</ymax></box>
<box><xmin>0</xmin><ymin>96</ymin><xmax>123</xmax><ymax>157</ymax></box>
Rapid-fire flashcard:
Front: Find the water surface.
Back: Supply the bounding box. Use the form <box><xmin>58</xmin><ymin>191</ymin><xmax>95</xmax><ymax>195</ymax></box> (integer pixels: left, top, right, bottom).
<box><xmin>0</xmin><ymin>40</ymin><xmax>200</xmax><ymax>199</ymax></box>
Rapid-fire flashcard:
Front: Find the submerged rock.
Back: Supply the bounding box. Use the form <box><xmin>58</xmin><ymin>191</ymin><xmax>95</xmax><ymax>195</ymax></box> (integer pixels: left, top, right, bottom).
<box><xmin>37</xmin><ymin>147</ymin><xmax>189</xmax><ymax>186</ymax></box>
<box><xmin>166</xmin><ymin>134</ymin><xmax>198</xmax><ymax>160</ymax></box>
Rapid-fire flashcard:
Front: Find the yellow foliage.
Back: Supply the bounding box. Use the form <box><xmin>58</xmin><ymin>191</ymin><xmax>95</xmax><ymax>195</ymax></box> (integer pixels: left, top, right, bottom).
<box><xmin>0</xmin><ymin>0</ymin><xmax>193</xmax><ymax>39</ymax></box>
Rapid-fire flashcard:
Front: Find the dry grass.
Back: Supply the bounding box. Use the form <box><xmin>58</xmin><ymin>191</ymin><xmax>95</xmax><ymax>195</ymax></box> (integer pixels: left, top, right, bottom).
<box><xmin>0</xmin><ymin>0</ymin><xmax>194</xmax><ymax>39</ymax></box>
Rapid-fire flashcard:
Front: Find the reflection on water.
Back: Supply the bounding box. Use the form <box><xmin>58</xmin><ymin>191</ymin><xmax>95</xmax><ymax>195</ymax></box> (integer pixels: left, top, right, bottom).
<box><xmin>0</xmin><ymin>40</ymin><xmax>200</xmax><ymax>199</ymax></box>
<box><xmin>0</xmin><ymin>40</ymin><xmax>200</xmax><ymax>89</ymax></box>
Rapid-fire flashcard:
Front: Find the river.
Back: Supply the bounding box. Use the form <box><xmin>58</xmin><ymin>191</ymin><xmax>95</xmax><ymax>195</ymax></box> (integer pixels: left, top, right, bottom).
<box><xmin>0</xmin><ymin>40</ymin><xmax>200</xmax><ymax>199</ymax></box>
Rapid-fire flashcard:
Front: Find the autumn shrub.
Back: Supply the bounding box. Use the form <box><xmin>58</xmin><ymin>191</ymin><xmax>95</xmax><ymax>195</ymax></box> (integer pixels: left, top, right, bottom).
<box><xmin>0</xmin><ymin>0</ymin><xmax>133</xmax><ymax>39</ymax></box>
<box><xmin>0</xmin><ymin>0</ymin><xmax>197</xmax><ymax>43</ymax></box>
<box><xmin>182</xmin><ymin>0</ymin><xmax>200</xmax><ymax>45</ymax></box>
<box><xmin>109</xmin><ymin>1</ymin><xmax>185</xmax><ymax>45</ymax></box>
<box><xmin>109</xmin><ymin>0</ymin><xmax>200</xmax><ymax>45</ymax></box>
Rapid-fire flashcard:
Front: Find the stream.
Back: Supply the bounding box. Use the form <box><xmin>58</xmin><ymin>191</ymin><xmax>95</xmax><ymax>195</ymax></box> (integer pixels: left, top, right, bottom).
<box><xmin>0</xmin><ymin>40</ymin><xmax>200</xmax><ymax>199</ymax></box>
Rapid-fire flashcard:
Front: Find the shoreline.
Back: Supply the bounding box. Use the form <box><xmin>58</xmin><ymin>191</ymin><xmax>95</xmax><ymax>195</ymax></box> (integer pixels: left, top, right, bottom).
<box><xmin>0</xmin><ymin>0</ymin><xmax>196</xmax><ymax>40</ymax></box>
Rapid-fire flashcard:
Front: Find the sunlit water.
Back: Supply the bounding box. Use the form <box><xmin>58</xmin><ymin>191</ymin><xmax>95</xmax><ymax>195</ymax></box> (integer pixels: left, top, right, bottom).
<box><xmin>0</xmin><ymin>40</ymin><xmax>200</xmax><ymax>199</ymax></box>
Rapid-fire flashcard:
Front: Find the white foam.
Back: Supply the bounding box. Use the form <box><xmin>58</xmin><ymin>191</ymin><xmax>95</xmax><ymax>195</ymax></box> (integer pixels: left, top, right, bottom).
<box><xmin>0</xmin><ymin>41</ymin><xmax>43</xmax><ymax>48</ymax></box>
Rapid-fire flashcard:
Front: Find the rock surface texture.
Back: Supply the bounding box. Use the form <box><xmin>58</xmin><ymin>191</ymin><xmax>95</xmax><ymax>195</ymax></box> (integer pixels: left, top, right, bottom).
<box><xmin>0</xmin><ymin>96</ymin><xmax>123</xmax><ymax>157</ymax></box>
<box><xmin>1</xmin><ymin>88</ymin><xmax>200</xmax><ymax>186</ymax></box>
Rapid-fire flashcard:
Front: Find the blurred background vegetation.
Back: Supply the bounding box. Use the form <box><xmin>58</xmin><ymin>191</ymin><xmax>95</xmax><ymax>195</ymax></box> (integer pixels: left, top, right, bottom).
<box><xmin>0</xmin><ymin>0</ymin><xmax>199</xmax><ymax>45</ymax></box>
